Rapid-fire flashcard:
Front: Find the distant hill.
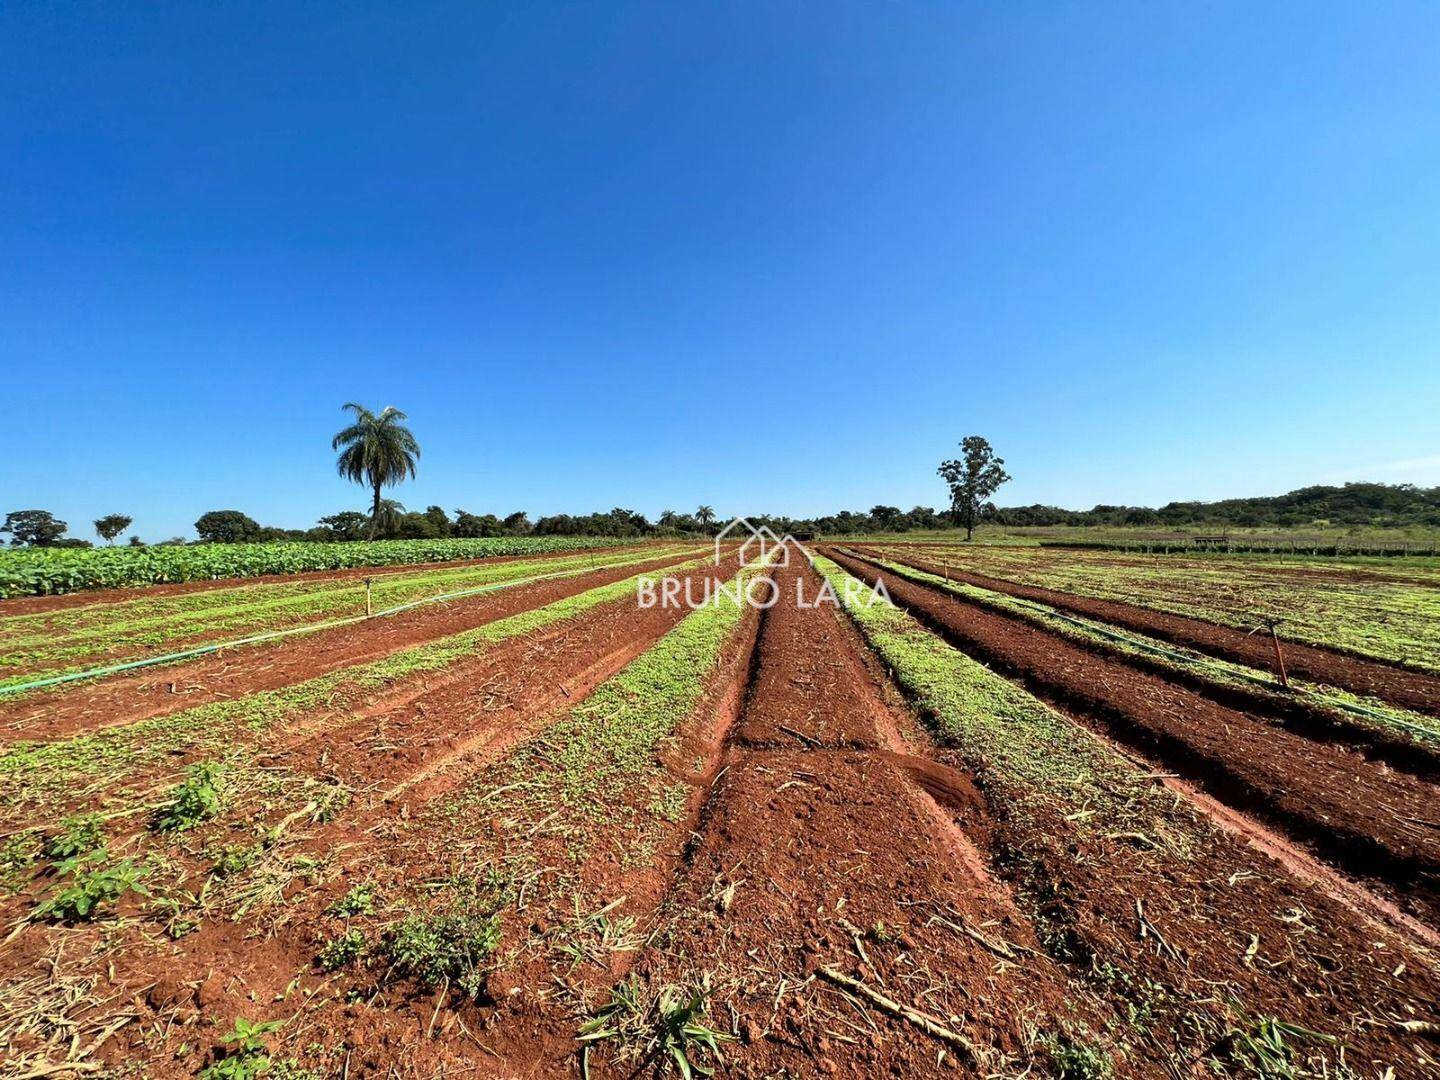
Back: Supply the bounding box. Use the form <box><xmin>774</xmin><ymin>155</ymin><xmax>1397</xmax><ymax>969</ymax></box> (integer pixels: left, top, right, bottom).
<box><xmin>994</xmin><ymin>482</ymin><xmax>1440</xmax><ymax>529</ymax></box>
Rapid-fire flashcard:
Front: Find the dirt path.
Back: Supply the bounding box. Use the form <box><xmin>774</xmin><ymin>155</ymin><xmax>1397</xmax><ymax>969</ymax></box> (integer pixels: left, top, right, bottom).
<box><xmin>860</xmin><ymin>545</ymin><xmax>1440</xmax><ymax>716</ymax></box>
<box><xmin>831</xmin><ymin>548</ymin><xmax>1440</xmax><ymax>929</ymax></box>
<box><xmin>0</xmin><ymin>549</ymin><xmax>698</xmax><ymax>742</ymax></box>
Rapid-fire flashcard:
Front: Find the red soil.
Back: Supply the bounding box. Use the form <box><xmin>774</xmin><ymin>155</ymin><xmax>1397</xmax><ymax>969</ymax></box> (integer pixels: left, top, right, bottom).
<box><xmin>601</xmin><ymin>562</ymin><xmax>1124</xmax><ymax>1077</ymax></box>
<box><xmin>862</xmin><ymin>544</ymin><xmax>1440</xmax><ymax>717</ymax></box>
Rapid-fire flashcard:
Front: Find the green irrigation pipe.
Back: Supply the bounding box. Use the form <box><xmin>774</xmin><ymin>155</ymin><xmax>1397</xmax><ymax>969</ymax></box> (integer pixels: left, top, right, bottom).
<box><xmin>840</xmin><ymin>549</ymin><xmax>1440</xmax><ymax>745</ymax></box>
<box><xmin>0</xmin><ymin>550</ymin><xmax>691</xmax><ymax>699</ymax></box>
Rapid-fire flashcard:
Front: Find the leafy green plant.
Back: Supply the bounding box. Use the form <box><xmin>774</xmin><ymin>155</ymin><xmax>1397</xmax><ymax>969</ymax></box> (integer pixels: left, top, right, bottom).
<box><xmin>327</xmin><ymin>883</ymin><xmax>376</xmax><ymax>917</ymax></box>
<box><xmin>1211</xmin><ymin>1015</ymin><xmax>1338</xmax><ymax>1079</ymax></box>
<box><xmin>42</xmin><ymin>813</ymin><xmax>105</xmax><ymax>860</ymax></box>
<box><xmin>0</xmin><ymin>535</ymin><xmax>640</xmax><ymax>599</ymax></box>
<box><xmin>199</xmin><ymin>1017</ymin><xmax>284</xmax><ymax>1080</ymax></box>
<box><xmin>1041</xmin><ymin>1033</ymin><xmax>1114</xmax><ymax>1079</ymax></box>
<box><xmin>580</xmin><ymin>976</ymin><xmax>733</xmax><ymax>1079</ymax></box>
<box><xmin>316</xmin><ymin>930</ymin><xmax>367</xmax><ymax>972</ymax></box>
<box><xmin>33</xmin><ymin>852</ymin><xmax>150</xmax><ymax>922</ymax></box>
<box><xmin>152</xmin><ymin>761</ymin><xmax>226</xmax><ymax>832</ymax></box>
<box><xmin>212</xmin><ymin>842</ymin><xmax>264</xmax><ymax>877</ymax></box>
<box><xmin>380</xmin><ymin>903</ymin><xmax>501</xmax><ymax>999</ymax></box>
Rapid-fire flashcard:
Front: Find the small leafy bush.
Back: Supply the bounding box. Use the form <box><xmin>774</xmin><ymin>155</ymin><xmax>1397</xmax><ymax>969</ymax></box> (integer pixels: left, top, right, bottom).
<box><xmin>33</xmin><ymin>852</ymin><xmax>150</xmax><ymax>922</ymax></box>
<box><xmin>1042</xmin><ymin>1033</ymin><xmax>1114</xmax><ymax>1080</ymax></box>
<box><xmin>212</xmin><ymin>842</ymin><xmax>264</xmax><ymax>877</ymax></box>
<box><xmin>580</xmin><ymin>975</ymin><xmax>733</xmax><ymax>1078</ymax></box>
<box><xmin>316</xmin><ymin>930</ymin><xmax>367</xmax><ymax>972</ymax></box>
<box><xmin>381</xmin><ymin>903</ymin><xmax>501</xmax><ymax>998</ymax></box>
<box><xmin>199</xmin><ymin>1016</ymin><xmax>283</xmax><ymax>1080</ymax></box>
<box><xmin>327</xmin><ymin>883</ymin><xmax>376</xmax><ymax>917</ymax></box>
<box><xmin>42</xmin><ymin>814</ymin><xmax>105</xmax><ymax>860</ymax></box>
<box><xmin>152</xmin><ymin>761</ymin><xmax>226</xmax><ymax>832</ymax></box>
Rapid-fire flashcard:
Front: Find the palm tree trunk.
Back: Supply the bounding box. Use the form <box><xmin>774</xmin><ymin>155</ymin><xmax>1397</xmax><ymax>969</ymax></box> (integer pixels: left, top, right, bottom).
<box><xmin>369</xmin><ymin>483</ymin><xmax>382</xmax><ymax>541</ymax></box>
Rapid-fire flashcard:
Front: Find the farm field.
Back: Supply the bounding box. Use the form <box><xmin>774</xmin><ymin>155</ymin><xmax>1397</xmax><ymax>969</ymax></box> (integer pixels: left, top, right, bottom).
<box><xmin>867</xmin><ymin>539</ymin><xmax>1440</xmax><ymax>676</ymax></box>
<box><xmin>0</xmin><ymin>536</ymin><xmax>650</xmax><ymax>600</ymax></box>
<box><xmin>0</xmin><ymin>542</ymin><xmax>1437</xmax><ymax>1078</ymax></box>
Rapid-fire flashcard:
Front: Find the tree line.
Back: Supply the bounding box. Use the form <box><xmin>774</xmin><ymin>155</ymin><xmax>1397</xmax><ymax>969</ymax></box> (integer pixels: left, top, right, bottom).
<box><xmin>6</xmin><ymin>403</ymin><xmax>1434</xmax><ymax>548</ymax></box>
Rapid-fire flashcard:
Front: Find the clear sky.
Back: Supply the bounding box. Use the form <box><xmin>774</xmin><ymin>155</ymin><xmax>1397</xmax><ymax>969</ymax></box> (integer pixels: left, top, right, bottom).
<box><xmin>3</xmin><ymin>3</ymin><xmax>1438</xmax><ymax>540</ymax></box>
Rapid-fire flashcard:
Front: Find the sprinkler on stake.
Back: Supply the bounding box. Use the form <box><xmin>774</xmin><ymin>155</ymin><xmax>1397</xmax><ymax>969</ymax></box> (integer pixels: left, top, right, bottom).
<box><xmin>1249</xmin><ymin>617</ymin><xmax>1289</xmax><ymax>688</ymax></box>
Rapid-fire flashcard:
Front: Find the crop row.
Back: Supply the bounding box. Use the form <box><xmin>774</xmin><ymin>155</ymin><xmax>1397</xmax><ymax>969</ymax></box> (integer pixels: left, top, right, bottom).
<box><xmin>876</xmin><ymin>540</ymin><xmax>1440</xmax><ymax>671</ymax></box>
<box><xmin>0</xmin><ymin>535</ymin><xmax>647</xmax><ymax>599</ymax></box>
<box><xmin>0</xmin><ymin>554</ymin><xmax>710</xmax><ymax>826</ymax></box>
<box><xmin>0</xmin><ymin>546</ymin><xmax>695</xmax><ymax>689</ymax></box>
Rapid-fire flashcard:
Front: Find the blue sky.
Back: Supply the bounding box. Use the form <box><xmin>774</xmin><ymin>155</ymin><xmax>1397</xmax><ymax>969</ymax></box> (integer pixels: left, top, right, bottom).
<box><xmin>3</xmin><ymin>3</ymin><xmax>1439</xmax><ymax>540</ymax></box>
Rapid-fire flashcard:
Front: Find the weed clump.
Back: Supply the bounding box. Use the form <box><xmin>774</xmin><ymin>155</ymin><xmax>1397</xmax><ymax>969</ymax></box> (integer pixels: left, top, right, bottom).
<box><xmin>34</xmin><ymin>851</ymin><xmax>150</xmax><ymax>922</ymax></box>
<box><xmin>42</xmin><ymin>813</ymin><xmax>105</xmax><ymax>860</ymax></box>
<box><xmin>380</xmin><ymin>902</ymin><xmax>501</xmax><ymax>998</ymax></box>
<box><xmin>316</xmin><ymin>929</ymin><xmax>367</xmax><ymax>972</ymax></box>
<box><xmin>199</xmin><ymin>1016</ymin><xmax>282</xmax><ymax>1080</ymax></box>
<box><xmin>327</xmin><ymin>883</ymin><xmax>377</xmax><ymax>917</ymax></box>
<box><xmin>1041</xmin><ymin>1032</ymin><xmax>1114</xmax><ymax>1079</ymax></box>
<box><xmin>580</xmin><ymin>975</ymin><xmax>732</xmax><ymax>1078</ymax></box>
<box><xmin>152</xmin><ymin>761</ymin><xmax>226</xmax><ymax>832</ymax></box>
<box><xmin>212</xmin><ymin>842</ymin><xmax>264</xmax><ymax>877</ymax></box>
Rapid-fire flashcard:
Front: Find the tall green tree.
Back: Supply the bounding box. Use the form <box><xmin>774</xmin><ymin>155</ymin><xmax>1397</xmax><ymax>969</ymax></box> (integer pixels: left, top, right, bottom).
<box><xmin>195</xmin><ymin>510</ymin><xmax>262</xmax><ymax>543</ymax></box>
<box><xmin>94</xmin><ymin>514</ymin><xmax>133</xmax><ymax>545</ymax></box>
<box><xmin>695</xmin><ymin>505</ymin><xmax>716</xmax><ymax>531</ymax></box>
<box><xmin>332</xmin><ymin>404</ymin><xmax>421</xmax><ymax>540</ymax></box>
<box><xmin>937</xmin><ymin>436</ymin><xmax>1011</xmax><ymax>541</ymax></box>
<box><xmin>1</xmin><ymin>510</ymin><xmax>68</xmax><ymax>547</ymax></box>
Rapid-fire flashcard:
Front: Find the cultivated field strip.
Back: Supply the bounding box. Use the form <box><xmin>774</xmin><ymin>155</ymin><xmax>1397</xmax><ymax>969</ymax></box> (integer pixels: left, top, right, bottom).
<box><xmin>0</xmin><ymin>545</ymin><xmax>699</xmax><ymax>692</ymax></box>
<box><xmin>853</xmin><ymin>549</ymin><xmax>1440</xmax><ymax>768</ymax></box>
<box><xmin>0</xmin><ymin>547</ymin><xmax>706</xmax><ymax>742</ymax></box>
<box><xmin>0</xmin><ymin>558</ymin><xmax>763</xmax><ymax>1076</ymax></box>
<box><xmin>864</xmin><ymin>543</ymin><xmax>1440</xmax><ymax>717</ymax></box>
<box><xmin>829</xmin><ymin>548</ymin><xmax>1440</xmax><ymax>928</ymax></box>
<box><xmin>883</xmin><ymin>541</ymin><xmax>1440</xmax><ymax>675</ymax></box>
<box><xmin>814</xmin><ymin>555</ymin><xmax>1440</xmax><ymax>1076</ymax></box>
<box><xmin>0</xmin><ymin>556</ymin><xmax>725</xmax><ymax>836</ymax></box>
<box><xmin>592</xmin><ymin>561</ymin><xmax>1127</xmax><ymax>1077</ymax></box>
<box><xmin>6</xmin><ymin>546</ymin><xmax>1440</xmax><ymax>1077</ymax></box>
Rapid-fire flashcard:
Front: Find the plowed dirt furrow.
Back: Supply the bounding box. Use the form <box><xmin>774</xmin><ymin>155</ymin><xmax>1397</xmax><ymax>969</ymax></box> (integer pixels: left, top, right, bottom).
<box><xmin>862</xmin><ymin>545</ymin><xmax>1440</xmax><ymax>716</ymax></box>
<box><xmin>0</xmin><ymin>549</ymin><xmax>699</xmax><ymax>743</ymax></box>
<box><xmin>591</xmin><ymin>562</ymin><xmax>1126</xmax><ymax>1078</ymax></box>
<box><xmin>830</xmin><ymin>549</ymin><xmax>1440</xmax><ymax>929</ymax></box>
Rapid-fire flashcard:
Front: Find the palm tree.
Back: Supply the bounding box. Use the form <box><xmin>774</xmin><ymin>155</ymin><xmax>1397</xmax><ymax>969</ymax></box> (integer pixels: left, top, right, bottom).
<box><xmin>332</xmin><ymin>404</ymin><xmax>421</xmax><ymax>540</ymax></box>
<box><xmin>695</xmin><ymin>505</ymin><xmax>716</xmax><ymax>532</ymax></box>
<box><xmin>374</xmin><ymin>499</ymin><xmax>406</xmax><ymax>539</ymax></box>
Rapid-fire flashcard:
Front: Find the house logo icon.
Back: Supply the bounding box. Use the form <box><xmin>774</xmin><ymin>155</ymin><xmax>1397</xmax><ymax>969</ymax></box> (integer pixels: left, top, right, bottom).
<box><xmin>713</xmin><ymin>517</ymin><xmax>811</xmax><ymax>568</ymax></box>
